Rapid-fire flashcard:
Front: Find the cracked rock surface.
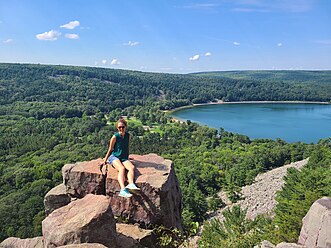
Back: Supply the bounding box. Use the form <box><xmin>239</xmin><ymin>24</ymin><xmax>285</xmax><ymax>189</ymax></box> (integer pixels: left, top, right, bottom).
<box><xmin>42</xmin><ymin>194</ymin><xmax>117</xmax><ymax>248</ymax></box>
<box><xmin>298</xmin><ymin>197</ymin><xmax>331</xmax><ymax>248</ymax></box>
<box><xmin>62</xmin><ymin>153</ymin><xmax>182</xmax><ymax>229</ymax></box>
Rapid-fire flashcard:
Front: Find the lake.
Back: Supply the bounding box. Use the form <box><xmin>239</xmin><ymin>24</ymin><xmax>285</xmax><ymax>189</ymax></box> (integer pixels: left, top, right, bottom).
<box><xmin>170</xmin><ymin>103</ymin><xmax>331</xmax><ymax>143</ymax></box>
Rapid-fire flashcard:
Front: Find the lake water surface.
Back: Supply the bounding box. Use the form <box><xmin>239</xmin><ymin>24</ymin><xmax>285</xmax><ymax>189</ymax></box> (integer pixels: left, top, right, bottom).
<box><xmin>171</xmin><ymin>103</ymin><xmax>331</xmax><ymax>143</ymax></box>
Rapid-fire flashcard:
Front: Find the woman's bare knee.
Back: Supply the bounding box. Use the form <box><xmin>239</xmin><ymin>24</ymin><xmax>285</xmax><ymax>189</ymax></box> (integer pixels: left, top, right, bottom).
<box><xmin>123</xmin><ymin>160</ymin><xmax>135</xmax><ymax>171</ymax></box>
<box><xmin>113</xmin><ymin>160</ymin><xmax>125</xmax><ymax>172</ymax></box>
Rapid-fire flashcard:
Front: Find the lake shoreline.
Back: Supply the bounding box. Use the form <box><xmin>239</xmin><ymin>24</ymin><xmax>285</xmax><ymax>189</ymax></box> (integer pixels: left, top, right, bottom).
<box><xmin>167</xmin><ymin>101</ymin><xmax>331</xmax><ymax>142</ymax></box>
<box><xmin>166</xmin><ymin>100</ymin><xmax>331</xmax><ymax>123</ymax></box>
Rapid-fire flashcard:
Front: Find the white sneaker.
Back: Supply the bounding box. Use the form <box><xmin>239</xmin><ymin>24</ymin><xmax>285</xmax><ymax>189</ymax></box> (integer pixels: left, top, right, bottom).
<box><xmin>126</xmin><ymin>183</ymin><xmax>140</xmax><ymax>191</ymax></box>
<box><xmin>119</xmin><ymin>188</ymin><xmax>132</xmax><ymax>198</ymax></box>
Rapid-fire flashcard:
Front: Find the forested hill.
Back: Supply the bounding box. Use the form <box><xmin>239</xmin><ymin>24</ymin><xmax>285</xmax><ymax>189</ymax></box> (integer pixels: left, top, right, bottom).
<box><xmin>191</xmin><ymin>70</ymin><xmax>331</xmax><ymax>84</ymax></box>
<box><xmin>1</xmin><ymin>64</ymin><xmax>330</xmax><ymax>119</ymax></box>
<box><xmin>1</xmin><ymin>63</ymin><xmax>331</xmax><ymax>246</ymax></box>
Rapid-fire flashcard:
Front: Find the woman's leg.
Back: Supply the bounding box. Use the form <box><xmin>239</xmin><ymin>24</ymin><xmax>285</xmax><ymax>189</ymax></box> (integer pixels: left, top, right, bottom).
<box><xmin>122</xmin><ymin>160</ymin><xmax>135</xmax><ymax>185</ymax></box>
<box><xmin>112</xmin><ymin>159</ymin><xmax>126</xmax><ymax>189</ymax></box>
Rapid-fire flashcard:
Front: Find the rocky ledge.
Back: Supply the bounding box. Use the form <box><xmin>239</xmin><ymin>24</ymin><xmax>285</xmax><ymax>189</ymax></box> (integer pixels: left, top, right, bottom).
<box><xmin>1</xmin><ymin>153</ymin><xmax>182</xmax><ymax>248</ymax></box>
<box><xmin>62</xmin><ymin>153</ymin><xmax>182</xmax><ymax>229</ymax></box>
<box><xmin>256</xmin><ymin>197</ymin><xmax>331</xmax><ymax>248</ymax></box>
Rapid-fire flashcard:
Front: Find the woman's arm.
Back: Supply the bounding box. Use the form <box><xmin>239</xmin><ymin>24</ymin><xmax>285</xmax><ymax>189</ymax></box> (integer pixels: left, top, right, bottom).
<box><xmin>103</xmin><ymin>135</ymin><xmax>116</xmax><ymax>163</ymax></box>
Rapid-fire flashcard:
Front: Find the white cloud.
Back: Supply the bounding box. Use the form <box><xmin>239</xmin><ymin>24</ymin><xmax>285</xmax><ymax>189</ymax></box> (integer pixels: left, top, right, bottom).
<box><xmin>124</xmin><ymin>41</ymin><xmax>140</xmax><ymax>46</ymax></box>
<box><xmin>277</xmin><ymin>42</ymin><xmax>283</xmax><ymax>47</ymax></box>
<box><xmin>231</xmin><ymin>0</ymin><xmax>313</xmax><ymax>13</ymax></box>
<box><xmin>102</xmin><ymin>60</ymin><xmax>107</xmax><ymax>65</ymax></box>
<box><xmin>233</xmin><ymin>41</ymin><xmax>240</xmax><ymax>46</ymax></box>
<box><xmin>232</xmin><ymin>8</ymin><xmax>270</xmax><ymax>13</ymax></box>
<box><xmin>65</xmin><ymin>33</ymin><xmax>79</xmax><ymax>39</ymax></box>
<box><xmin>3</xmin><ymin>39</ymin><xmax>13</xmax><ymax>43</ymax></box>
<box><xmin>189</xmin><ymin>54</ymin><xmax>200</xmax><ymax>61</ymax></box>
<box><xmin>36</xmin><ymin>30</ymin><xmax>61</xmax><ymax>41</ymax></box>
<box><xmin>205</xmin><ymin>52</ymin><xmax>212</xmax><ymax>56</ymax></box>
<box><xmin>182</xmin><ymin>3</ymin><xmax>219</xmax><ymax>10</ymax></box>
<box><xmin>111</xmin><ymin>58</ymin><xmax>120</xmax><ymax>65</ymax></box>
<box><xmin>60</xmin><ymin>21</ymin><xmax>80</xmax><ymax>29</ymax></box>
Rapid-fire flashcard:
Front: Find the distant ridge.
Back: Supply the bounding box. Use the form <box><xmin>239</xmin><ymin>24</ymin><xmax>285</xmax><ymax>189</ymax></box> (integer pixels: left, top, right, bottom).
<box><xmin>190</xmin><ymin>70</ymin><xmax>331</xmax><ymax>84</ymax></box>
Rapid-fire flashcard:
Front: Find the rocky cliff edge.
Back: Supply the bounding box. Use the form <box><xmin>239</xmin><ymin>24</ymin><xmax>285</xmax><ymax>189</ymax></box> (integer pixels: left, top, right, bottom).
<box><xmin>1</xmin><ymin>153</ymin><xmax>182</xmax><ymax>248</ymax></box>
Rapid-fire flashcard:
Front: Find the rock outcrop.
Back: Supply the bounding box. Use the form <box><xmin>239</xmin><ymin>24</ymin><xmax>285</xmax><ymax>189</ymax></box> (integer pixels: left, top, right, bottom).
<box><xmin>63</xmin><ymin>154</ymin><xmax>182</xmax><ymax>229</ymax></box>
<box><xmin>0</xmin><ymin>153</ymin><xmax>180</xmax><ymax>248</ymax></box>
<box><xmin>116</xmin><ymin>224</ymin><xmax>156</xmax><ymax>248</ymax></box>
<box><xmin>0</xmin><ymin>237</ymin><xmax>44</xmax><ymax>248</ymax></box>
<box><xmin>276</xmin><ymin>243</ymin><xmax>306</xmax><ymax>248</ymax></box>
<box><xmin>298</xmin><ymin>197</ymin><xmax>331</xmax><ymax>248</ymax></box>
<box><xmin>256</xmin><ymin>197</ymin><xmax>331</xmax><ymax>248</ymax></box>
<box><xmin>254</xmin><ymin>240</ymin><xmax>276</xmax><ymax>248</ymax></box>
<box><xmin>44</xmin><ymin>183</ymin><xmax>71</xmax><ymax>215</ymax></box>
<box><xmin>255</xmin><ymin>242</ymin><xmax>306</xmax><ymax>248</ymax></box>
<box><xmin>58</xmin><ymin>244</ymin><xmax>107</xmax><ymax>248</ymax></box>
<box><xmin>42</xmin><ymin>194</ymin><xmax>118</xmax><ymax>248</ymax></box>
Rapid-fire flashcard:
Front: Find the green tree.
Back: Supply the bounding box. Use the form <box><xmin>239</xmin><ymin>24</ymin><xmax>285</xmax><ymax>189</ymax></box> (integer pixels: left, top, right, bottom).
<box><xmin>199</xmin><ymin>206</ymin><xmax>274</xmax><ymax>248</ymax></box>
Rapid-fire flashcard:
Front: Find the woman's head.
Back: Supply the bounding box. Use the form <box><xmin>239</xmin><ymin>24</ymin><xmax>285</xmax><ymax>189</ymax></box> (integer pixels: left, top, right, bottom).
<box><xmin>116</xmin><ymin>118</ymin><xmax>127</xmax><ymax>132</ymax></box>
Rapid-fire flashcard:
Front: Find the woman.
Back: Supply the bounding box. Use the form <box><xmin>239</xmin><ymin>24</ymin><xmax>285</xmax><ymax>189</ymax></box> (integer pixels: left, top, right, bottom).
<box><xmin>103</xmin><ymin>118</ymin><xmax>140</xmax><ymax>197</ymax></box>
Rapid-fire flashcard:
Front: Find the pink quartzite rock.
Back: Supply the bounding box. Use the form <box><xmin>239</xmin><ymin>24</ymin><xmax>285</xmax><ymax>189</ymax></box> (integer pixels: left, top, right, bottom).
<box><xmin>62</xmin><ymin>162</ymin><xmax>105</xmax><ymax>196</ymax></box>
<box><xmin>298</xmin><ymin>197</ymin><xmax>331</xmax><ymax>248</ymax></box>
<box><xmin>44</xmin><ymin>183</ymin><xmax>71</xmax><ymax>215</ymax></box>
<box><xmin>0</xmin><ymin>237</ymin><xmax>43</xmax><ymax>248</ymax></box>
<box><xmin>275</xmin><ymin>243</ymin><xmax>306</xmax><ymax>248</ymax></box>
<box><xmin>42</xmin><ymin>194</ymin><xmax>118</xmax><ymax>248</ymax></box>
<box><xmin>253</xmin><ymin>240</ymin><xmax>276</xmax><ymax>248</ymax></box>
<box><xmin>116</xmin><ymin>223</ymin><xmax>157</xmax><ymax>248</ymax></box>
<box><xmin>58</xmin><ymin>244</ymin><xmax>107</xmax><ymax>248</ymax></box>
<box><xmin>63</xmin><ymin>154</ymin><xmax>182</xmax><ymax>229</ymax></box>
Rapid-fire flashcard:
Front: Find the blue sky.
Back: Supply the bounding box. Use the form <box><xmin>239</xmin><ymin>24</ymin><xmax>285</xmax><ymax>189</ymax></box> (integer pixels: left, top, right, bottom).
<box><xmin>0</xmin><ymin>0</ymin><xmax>330</xmax><ymax>73</ymax></box>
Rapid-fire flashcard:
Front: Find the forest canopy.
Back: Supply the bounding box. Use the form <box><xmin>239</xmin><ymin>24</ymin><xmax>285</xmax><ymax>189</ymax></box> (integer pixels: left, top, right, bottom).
<box><xmin>0</xmin><ymin>63</ymin><xmax>330</xmax><ymax>246</ymax></box>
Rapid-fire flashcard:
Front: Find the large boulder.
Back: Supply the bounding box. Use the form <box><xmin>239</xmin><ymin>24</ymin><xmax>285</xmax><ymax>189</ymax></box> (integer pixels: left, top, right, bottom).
<box><xmin>275</xmin><ymin>243</ymin><xmax>306</xmax><ymax>248</ymax></box>
<box><xmin>62</xmin><ymin>162</ymin><xmax>105</xmax><ymax>196</ymax></box>
<box><xmin>116</xmin><ymin>223</ymin><xmax>156</xmax><ymax>248</ymax></box>
<box><xmin>254</xmin><ymin>241</ymin><xmax>306</xmax><ymax>248</ymax></box>
<box><xmin>58</xmin><ymin>244</ymin><xmax>107</xmax><ymax>248</ymax></box>
<box><xmin>44</xmin><ymin>183</ymin><xmax>71</xmax><ymax>215</ymax></box>
<box><xmin>63</xmin><ymin>154</ymin><xmax>182</xmax><ymax>229</ymax></box>
<box><xmin>42</xmin><ymin>194</ymin><xmax>118</xmax><ymax>248</ymax></box>
<box><xmin>0</xmin><ymin>237</ymin><xmax>43</xmax><ymax>248</ymax></box>
<box><xmin>254</xmin><ymin>240</ymin><xmax>276</xmax><ymax>248</ymax></box>
<box><xmin>298</xmin><ymin>197</ymin><xmax>331</xmax><ymax>248</ymax></box>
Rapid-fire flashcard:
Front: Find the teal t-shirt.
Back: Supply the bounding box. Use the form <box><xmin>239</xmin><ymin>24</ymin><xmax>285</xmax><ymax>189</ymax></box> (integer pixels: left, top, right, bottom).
<box><xmin>111</xmin><ymin>132</ymin><xmax>129</xmax><ymax>162</ymax></box>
